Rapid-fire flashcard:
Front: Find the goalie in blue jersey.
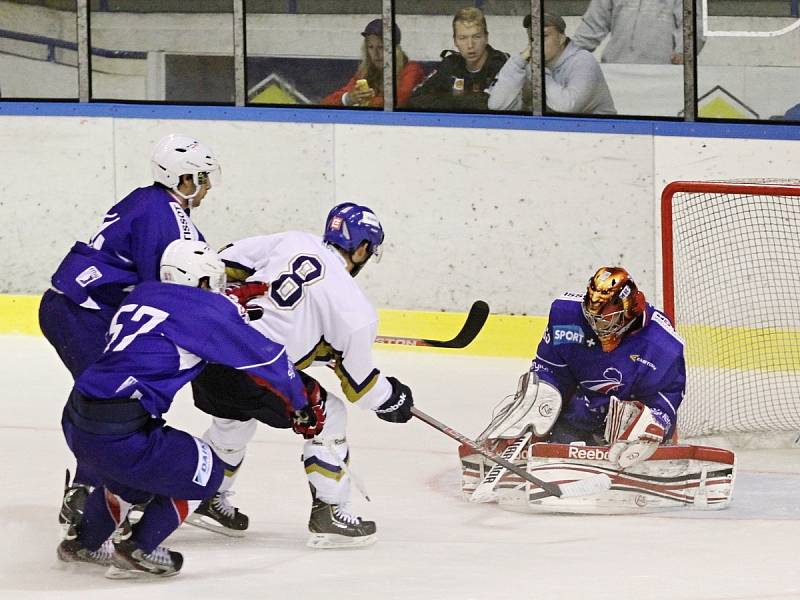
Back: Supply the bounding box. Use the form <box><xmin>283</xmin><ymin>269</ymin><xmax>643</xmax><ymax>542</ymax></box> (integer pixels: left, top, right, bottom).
<box><xmin>462</xmin><ymin>266</ymin><xmax>687</xmax><ymax>501</ymax></box>
<box><xmin>56</xmin><ymin>240</ymin><xmax>318</xmax><ymax>579</ymax></box>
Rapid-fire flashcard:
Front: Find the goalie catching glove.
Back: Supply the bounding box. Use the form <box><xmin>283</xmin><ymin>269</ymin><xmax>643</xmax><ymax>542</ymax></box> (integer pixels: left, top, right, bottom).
<box><xmin>291</xmin><ymin>378</ymin><xmax>327</xmax><ymax>439</ymax></box>
<box><xmin>605</xmin><ymin>398</ymin><xmax>666</xmax><ymax>468</ymax></box>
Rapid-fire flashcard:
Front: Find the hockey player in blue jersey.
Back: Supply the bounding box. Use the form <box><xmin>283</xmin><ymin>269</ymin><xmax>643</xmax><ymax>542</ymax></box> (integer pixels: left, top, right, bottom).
<box><xmin>464</xmin><ymin>266</ymin><xmax>685</xmax><ymax>483</ymax></box>
<box><xmin>38</xmin><ymin>134</ymin><xmax>221</xmax><ymax>525</ymax></box>
<box><xmin>57</xmin><ymin>240</ymin><xmax>318</xmax><ymax>578</ymax></box>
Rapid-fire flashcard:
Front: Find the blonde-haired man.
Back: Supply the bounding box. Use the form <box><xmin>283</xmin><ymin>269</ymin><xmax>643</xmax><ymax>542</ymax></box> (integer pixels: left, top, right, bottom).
<box><xmin>409</xmin><ymin>7</ymin><xmax>508</xmax><ymax>111</ymax></box>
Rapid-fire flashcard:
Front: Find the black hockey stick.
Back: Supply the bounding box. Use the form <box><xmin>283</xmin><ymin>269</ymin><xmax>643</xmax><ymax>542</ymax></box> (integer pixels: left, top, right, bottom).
<box><xmin>375</xmin><ymin>300</ymin><xmax>490</xmax><ymax>348</ymax></box>
<box><xmin>411</xmin><ymin>407</ymin><xmax>612</xmax><ymax>499</ymax></box>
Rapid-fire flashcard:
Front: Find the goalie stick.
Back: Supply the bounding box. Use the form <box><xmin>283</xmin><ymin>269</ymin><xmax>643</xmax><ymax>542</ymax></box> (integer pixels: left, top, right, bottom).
<box><xmin>470</xmin><ymin>431</ymin><xmax>533</xmax><ymax>503</ymax></box>
<box><xmin>374</xmin><ymin>301</ymin><xmax>490</xmax><ymax>348</ymax></box>
<box><xmin>412</xmin><ymin>407</ymin><xmax>612</xmax><ymax>499</ymax></box>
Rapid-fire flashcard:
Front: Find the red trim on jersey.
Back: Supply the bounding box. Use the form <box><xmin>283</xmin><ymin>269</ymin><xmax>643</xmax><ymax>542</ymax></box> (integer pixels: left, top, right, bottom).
<box><xmin>172</xmin><ymin>498</ymin><xmax>190</xmax><ymax>523</ymax></box>
<box><xmin>104</xmin><ymin>488</ymin><xmax>122</xmax><ymax>525</ymax></box>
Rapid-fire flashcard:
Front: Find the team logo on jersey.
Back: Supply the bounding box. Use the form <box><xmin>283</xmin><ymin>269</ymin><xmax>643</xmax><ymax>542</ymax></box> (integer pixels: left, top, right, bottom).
<box><xmin>169</xmin><ymin>203</ymin><xmax>196</xmax><ymax>240</ymax></box>
<box><xmin>192</xmin><ymin>438</ymin><xmax>213</xmax><ymax>487</ymax></box>
<box><xmin>76</xmin><ymin>266</ymin><xmax>103</xmax><ymax>287</ymax></box>
<box><xmin>581</xmin><ymin>368</ymin><xmax>623</xmax><ymax>394</ymax></box>
<box><xmin>553</xmin><ymin>325</ymin><xmax>585</xmax><ymax>345</ymax></box>
<box><xmin>531</xmin><ymin>361</ymin><xmax>553</xmax><ymax>376</ymax></box>
<box><xmin>629</xmin><ymin>354</ymin><xmax>657</xmax><ymax>371</ymax></box>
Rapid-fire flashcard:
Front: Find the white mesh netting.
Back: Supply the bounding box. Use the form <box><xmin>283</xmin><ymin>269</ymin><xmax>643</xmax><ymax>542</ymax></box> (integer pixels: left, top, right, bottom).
<box><xmin>664</xmin><ymin>180</ymin><xmax>800</xmax><ymax>440</ymax></box>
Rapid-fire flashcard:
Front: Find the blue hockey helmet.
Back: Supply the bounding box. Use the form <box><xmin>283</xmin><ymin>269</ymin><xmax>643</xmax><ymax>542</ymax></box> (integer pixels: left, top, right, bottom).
<box><xmin>324</xmin><ymin>203</ymin><xmax>385</xmax><ymax>264</ymax></box>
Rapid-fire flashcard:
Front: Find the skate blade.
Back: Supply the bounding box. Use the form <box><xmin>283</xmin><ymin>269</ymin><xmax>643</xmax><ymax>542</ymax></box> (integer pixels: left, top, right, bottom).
<box><xmin>306</xmin><ymin>532</ymin><xmax>377</xmax><ymax>549</ymax></box>
<box><xmin>105</xmin><ymin>565</ymin><xmax>180</xmax><ymax>580</ymax></box>
<box><xmin>184</xmin><ymin>513</ymin><xmax>246</xmax><ymax>538</ymax></box>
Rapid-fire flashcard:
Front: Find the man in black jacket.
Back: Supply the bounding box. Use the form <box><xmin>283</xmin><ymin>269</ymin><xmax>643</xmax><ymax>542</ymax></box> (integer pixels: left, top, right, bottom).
<box><xmin>409</xmin><ymin>7</ymin><xmax>508</xmax><ymax>111</ymax></box>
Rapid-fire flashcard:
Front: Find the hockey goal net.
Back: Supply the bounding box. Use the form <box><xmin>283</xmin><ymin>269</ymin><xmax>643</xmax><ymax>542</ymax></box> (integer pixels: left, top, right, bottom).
<box><xmin>661</xmin><ymin>180</ymin><xmax>800</xmax><ymax>442</ymax></box>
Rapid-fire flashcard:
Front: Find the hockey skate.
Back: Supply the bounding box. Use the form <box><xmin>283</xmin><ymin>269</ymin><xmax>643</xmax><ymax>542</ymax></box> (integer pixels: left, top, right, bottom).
<box><xmin>57</xmin><ymin>525</ymin><xmax>114</xmax><ymax>567</ymax></box>
<box><xmin>307</xmin><ymin>497</ymin><xmax>377</xmax><ymax>549</ymax></box>
<box><xmin>105</xmin><ymin>539</ymin><xmax>183</xmax><ymax>579</ymax></box>
<box><xmin>58</xmin><ymin>469</ymin><xmax>90</xmax><ymax>528</ymax></box>
<box><xmin>184</xmin><ymin>491</ymin><xmax>248</xmax><ymax>537</ymax></box>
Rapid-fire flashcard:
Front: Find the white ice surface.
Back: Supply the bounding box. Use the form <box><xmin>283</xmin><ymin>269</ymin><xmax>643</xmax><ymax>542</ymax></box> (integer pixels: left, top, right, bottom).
<box><xmin>2</xmin><ymin>336</ymin><xmax>800</xmax><ymax>600</ymax></box>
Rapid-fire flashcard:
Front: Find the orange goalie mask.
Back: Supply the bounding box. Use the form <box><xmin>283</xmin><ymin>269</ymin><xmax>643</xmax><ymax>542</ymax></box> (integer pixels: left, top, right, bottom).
<box><xmin>582</xmin><ymin>266</ymin><xmax>646</xmax><ymax>352</ymax></box>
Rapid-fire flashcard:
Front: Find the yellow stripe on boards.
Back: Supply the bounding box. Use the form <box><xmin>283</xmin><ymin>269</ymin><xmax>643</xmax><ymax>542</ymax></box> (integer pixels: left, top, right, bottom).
<box><xmin>0</xmin><ymin>295</ymin><xmax>41</xmax><ymax>335</ymax></box>
<box><xmin>679</xmin><ymin>324</ymin><xmax>800</xmax><ymax>372</ymax></box>
<box><xmin>0</xmin><ymin>294</ymin><xmax>546</xmax><ymax>358</ymax></box>
<box><xmin>6</xmin><ymin>292</ymin><xmax>800</xmax><ymax>372</ymax></box>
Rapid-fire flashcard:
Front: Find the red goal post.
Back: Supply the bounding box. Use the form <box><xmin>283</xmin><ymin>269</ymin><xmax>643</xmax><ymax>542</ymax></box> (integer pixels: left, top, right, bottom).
<box><xmin>661</xmin><ymin>180</ymin><xmax>800</xmax><ymax>442</ymax></box>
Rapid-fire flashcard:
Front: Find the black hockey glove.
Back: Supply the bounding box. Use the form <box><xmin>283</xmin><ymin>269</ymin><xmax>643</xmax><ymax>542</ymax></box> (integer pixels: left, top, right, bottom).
<box><xmin>375</xmin><ymin>376</ymin><xmax>414</xmax><ymax>423</ymax></box>
<box><xmin>291</xmin><ymin>377</ymin><xmax>327</xmax><ymax>439</ymax></box>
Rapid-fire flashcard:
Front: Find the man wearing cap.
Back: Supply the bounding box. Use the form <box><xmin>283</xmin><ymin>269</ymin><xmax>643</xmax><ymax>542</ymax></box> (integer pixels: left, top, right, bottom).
<box><xmin>488</xmin><ymin>12</ymin><xmax>616</xmax><ymax>115</ymax></box>
<box><xmin>321</xmin><ymin>18</ymin><xmax>424</xmax><ymax>108</ymax></box>
<box><xmin>409</xmin><ymin>7</ymin><xmax>508</xmax><ymax>111</ymax></box>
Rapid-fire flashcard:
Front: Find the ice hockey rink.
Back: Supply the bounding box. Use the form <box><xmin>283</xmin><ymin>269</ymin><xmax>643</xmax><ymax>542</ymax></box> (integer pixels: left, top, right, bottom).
<box><xmin>2</xmin><ymin>335</ymin><xmax>799</xmax><ymax>600</ymax></box>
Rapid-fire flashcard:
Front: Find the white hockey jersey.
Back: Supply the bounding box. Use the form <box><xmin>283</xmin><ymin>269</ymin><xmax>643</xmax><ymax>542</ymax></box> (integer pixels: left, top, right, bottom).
<box><xmin>219</xmin><ymin>231</ymin><xmax>392</xmax><ymax>411</ymax></box>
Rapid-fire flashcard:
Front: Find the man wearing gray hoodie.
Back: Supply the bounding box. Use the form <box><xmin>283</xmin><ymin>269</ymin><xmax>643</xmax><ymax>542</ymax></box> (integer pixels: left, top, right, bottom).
<box><xmin>488</xmin><ymin>13</ymin><xmax>616</xmax><ymax>115</ymax></box>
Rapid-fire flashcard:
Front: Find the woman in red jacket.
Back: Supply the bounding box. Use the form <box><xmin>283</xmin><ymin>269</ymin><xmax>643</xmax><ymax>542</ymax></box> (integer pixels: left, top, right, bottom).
<box><xmin>322</xmin><ymin>19</ymin><xmax>424</xmax><ymax>109</ymax></box>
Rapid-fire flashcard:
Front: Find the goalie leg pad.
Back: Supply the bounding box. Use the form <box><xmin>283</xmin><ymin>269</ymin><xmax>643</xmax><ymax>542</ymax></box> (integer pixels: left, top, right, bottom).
<box><xmin>494</xmin><ymin>443</ymin><xmax>735</xmax><ymax>514</ymax></box>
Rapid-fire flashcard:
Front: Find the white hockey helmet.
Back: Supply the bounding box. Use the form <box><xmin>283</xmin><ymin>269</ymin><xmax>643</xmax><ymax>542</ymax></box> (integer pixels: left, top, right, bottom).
<box><xmin>150</xmin><ymin>134</ymin><xmax>221</xmax><ymax>202</ymax></box>
<box><xmin>159</xmin><ymin>240</ymin><xmax>227</xmax><ymax>292</ymax></box>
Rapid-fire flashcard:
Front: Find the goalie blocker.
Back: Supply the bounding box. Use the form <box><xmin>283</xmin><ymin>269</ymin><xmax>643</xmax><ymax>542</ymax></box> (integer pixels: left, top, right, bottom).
<box><xmin>460</xmin><ymin>440</ymin><xmax>735</xmax><ymax>514</ymax></box>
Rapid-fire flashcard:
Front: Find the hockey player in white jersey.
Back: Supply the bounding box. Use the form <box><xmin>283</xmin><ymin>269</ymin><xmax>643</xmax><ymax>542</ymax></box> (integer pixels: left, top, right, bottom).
<box><xmin>188</xmin><ymin>203</ymin><xmax>414</xmax><ymax>546</ymax></box>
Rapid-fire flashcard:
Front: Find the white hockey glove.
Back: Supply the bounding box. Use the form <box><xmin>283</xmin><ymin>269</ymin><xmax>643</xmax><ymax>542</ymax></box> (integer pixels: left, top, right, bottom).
<box><xmin>605</xmin><ymin>398</ymin><xmax>666</xmax><ymax>469</ymax></box>
<box><xmin>476</xmin><ymin>370</ymin><xmax>562</xmax><ymax>441</ymax></box>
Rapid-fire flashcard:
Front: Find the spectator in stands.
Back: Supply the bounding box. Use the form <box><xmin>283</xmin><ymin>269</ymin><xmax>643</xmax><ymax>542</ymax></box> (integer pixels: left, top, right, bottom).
<box><xmin>571</xmin><ymin>0</ymin><xmax>697</xmax><ymax>64</ymax></box>
<box><xmin>488</xmin><ymin>13</ymin><xmax>616</xmax><ymax>115</ymax></box>
<box><xmin>408</xmin><ymin>7</ymin><xmax>508</xmax><ymax>111</ymax></box>
<box><xmin>782</xmin><ymin>103</ymin><xmax>800</xmax><ymax>121</ymax></box>
<box><xmin>321</xmin><ymin>19</ymin><xmax>424</xmax><ymax>109</ymax></box>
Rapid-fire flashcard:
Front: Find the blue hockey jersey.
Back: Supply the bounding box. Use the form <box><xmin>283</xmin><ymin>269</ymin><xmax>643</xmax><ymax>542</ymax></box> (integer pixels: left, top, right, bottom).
<box><xmin>532</xmin><ymin>292</ymin><xmax>685</xmax><ymax>436</ymax></box>
<box><xmin>75</xmin><ymin>282</ymin><xmax>307</xmax><ymax>418</ymax></box>
<box><xmin>50</xmin><ymin>185</ymin><xmax>202</xmax><ymax>316</ymax></box>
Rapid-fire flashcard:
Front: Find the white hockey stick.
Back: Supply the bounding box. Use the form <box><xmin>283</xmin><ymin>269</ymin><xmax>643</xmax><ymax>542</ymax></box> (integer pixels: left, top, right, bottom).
<box><xmin>470</xmin><ymin>432</ymin><xmax>532</xmax><ymax>503</ymax></box>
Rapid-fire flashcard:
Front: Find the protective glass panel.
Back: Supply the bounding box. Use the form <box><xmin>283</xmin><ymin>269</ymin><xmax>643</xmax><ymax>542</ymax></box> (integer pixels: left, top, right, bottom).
<box><xmin>89</xmin><ymin>1</ymin><xmax>235</xmax><ymax>103</ymax></box>
<box><xmin>0</xmin><ymin>0</ymin><xmax>78</xmax><ymax>99</ymax></box>
<box><xmin>697</xmin><ymin>1</ymin><xmax>800</xmax><ymax>122</ymax></box>
<box><xmin>244</xmin><ymin>0</ymin><xmax>384</xmax><ymax>107</ymax></box>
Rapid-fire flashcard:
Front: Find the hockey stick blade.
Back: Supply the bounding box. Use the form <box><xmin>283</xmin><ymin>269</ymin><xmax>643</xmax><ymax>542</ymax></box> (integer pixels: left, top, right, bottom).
<box><xmin>411</xmin><ymin>407</ymin><xmax>567</xmax><ymax>497</ymax></box>
<box><xmin>553</xmin><ymin>473</ymin><xmax>613</xmax><ymax>498</ymax></box>
<box><xmin>374</xmin><ymin>300</ymin><xmax>490</xmax><ymax>349</ymax></box>
<box><xmin>470</xmin><ymin>431</ymin><xmax>533</xmax><ymax>503</ymax></box>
